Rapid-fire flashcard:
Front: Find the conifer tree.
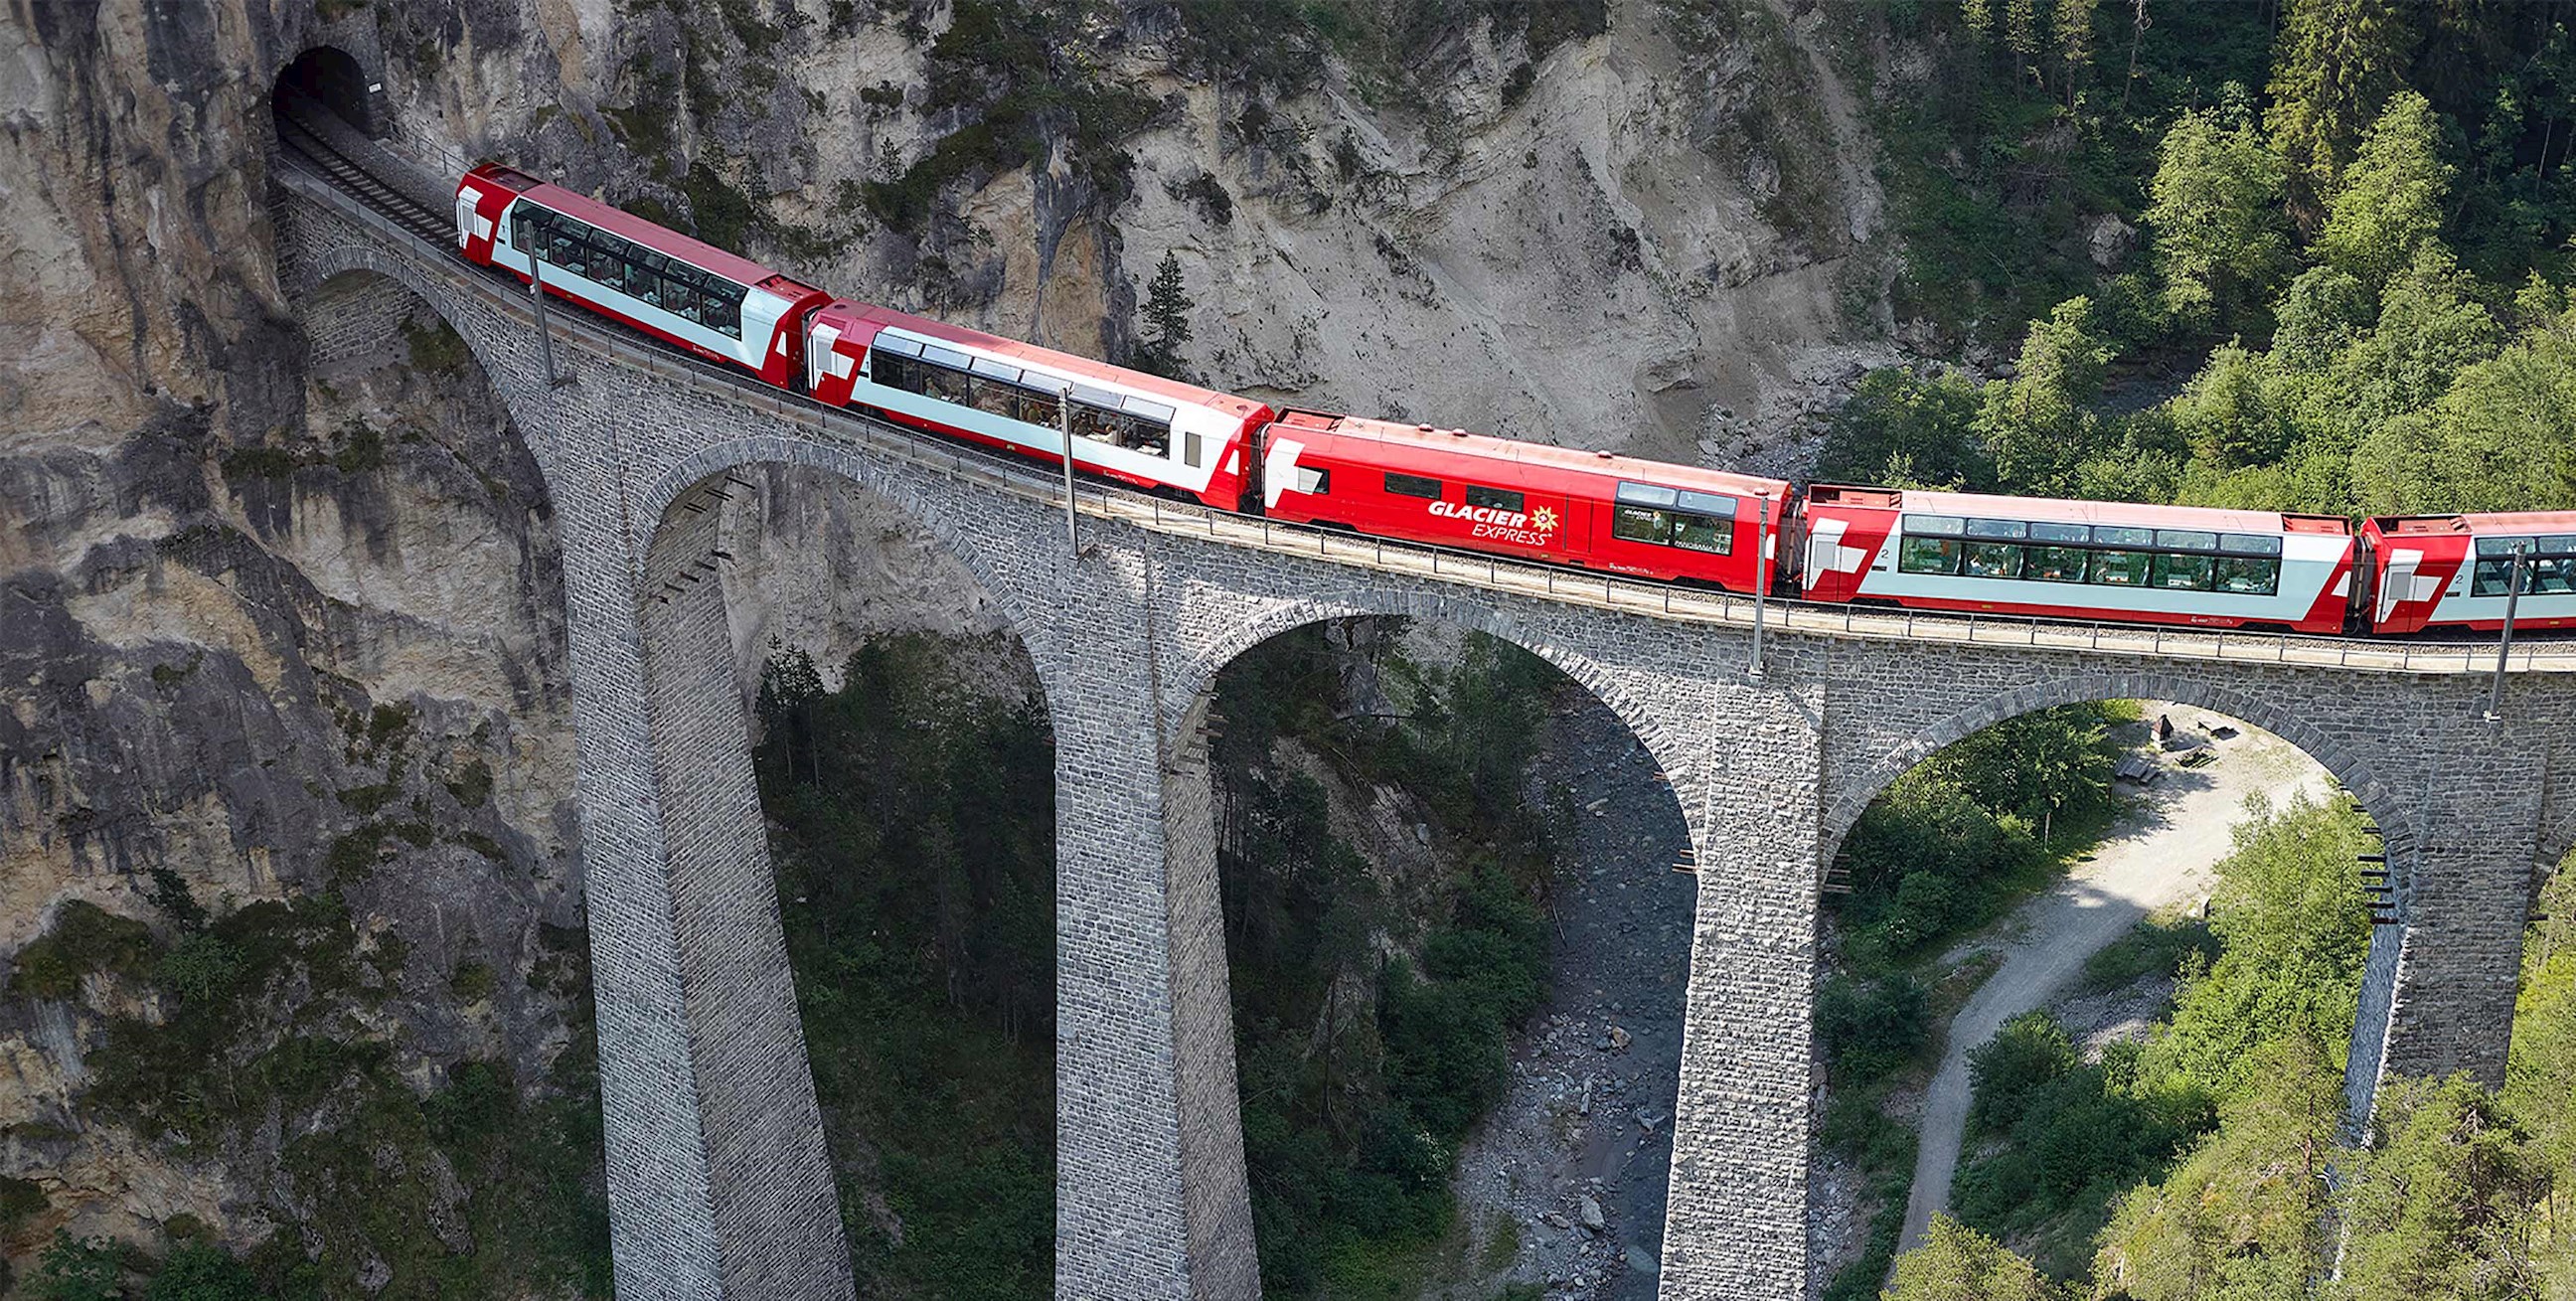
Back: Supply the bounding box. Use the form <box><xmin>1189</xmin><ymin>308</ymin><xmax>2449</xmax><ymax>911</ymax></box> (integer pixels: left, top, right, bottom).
<box><xmin>1137</xmin><ymin>251</ymin><xmax>1194</xmax><ymax>381</ymax></box>
<box><xmin>2266</xmin><ymin>0</ymin><xmax>2417</xmax><ymax>225</ymax></box>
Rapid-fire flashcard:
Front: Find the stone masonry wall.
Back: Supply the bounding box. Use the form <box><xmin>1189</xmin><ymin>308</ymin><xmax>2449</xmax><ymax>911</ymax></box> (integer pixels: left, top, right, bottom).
<box><xmin>275</xmin><ymin>171</ymin><xmax>2576</xmax><ymax>1301</ymax></box>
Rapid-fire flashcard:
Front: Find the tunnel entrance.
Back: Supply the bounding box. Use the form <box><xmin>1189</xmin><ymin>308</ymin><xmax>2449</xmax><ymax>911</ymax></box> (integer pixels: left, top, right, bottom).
<box><xmin>273</xmin><ymin>46</ymin><xmax>375</xmax><ymax>137</ymax></box>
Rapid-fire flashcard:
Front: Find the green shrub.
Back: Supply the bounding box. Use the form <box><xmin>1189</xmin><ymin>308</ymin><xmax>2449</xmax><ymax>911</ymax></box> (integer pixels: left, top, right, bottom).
<box><xmin>1817</xmin><ymin>973</ymin><xmax>1932</xmax><ymax>1080</ymax></box>
<box><xmin>9</xmin><ymin>901</ymin><xmax>157</xmax><ymax>1000</ymax></box>
<box><xmin>450</xmin><ymin>960</ymin><xmax>496</xmax><ymax>1002</ymax></box>
<box><xmin>156</xmin><ymin>935</ymin><xmax>246</xmax><ymax>1004</ymax></box>
<box><xmin>30</xmin><ymin>1232</ymin><xmax>124</xmax><ymax>1301</ymax></box>
<box><xmin>143</xmin><ymin>1243</ymin><xmax>262</xmax><ymax>1300</ymax></box>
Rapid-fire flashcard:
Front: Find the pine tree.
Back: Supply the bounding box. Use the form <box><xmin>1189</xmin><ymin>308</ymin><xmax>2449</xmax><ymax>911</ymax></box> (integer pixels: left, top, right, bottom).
<box><xmin>1137</xmin><ymin>251</ymin><xmax>1194</xmax><ymax>381</ymax></box>
<box><xmin>2265</xmin><ymin>0</ymin><xmax>2417</xmax><ymax>226</ymax></box>
<box><xmin>2052</xmin><ymin>0</ymin><xmax>2095</xmax><ymax>103</ymax></box>
<box><xmin>2317</xmin><ymin>90</ymin><xmax>2454</xmax><ymax>295</ymax></box>
<box><xmin>2005</xmin><ymin>0</ymin><xmax>2042</xmax><ymax>79</ymax></box>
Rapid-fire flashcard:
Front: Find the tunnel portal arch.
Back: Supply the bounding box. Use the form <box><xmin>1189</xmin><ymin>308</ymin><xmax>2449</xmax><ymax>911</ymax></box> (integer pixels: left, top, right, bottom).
<box><xmin>273</xmin><ymin>45</ymin><xmax>378</xmax><ymax>137</ymax></box>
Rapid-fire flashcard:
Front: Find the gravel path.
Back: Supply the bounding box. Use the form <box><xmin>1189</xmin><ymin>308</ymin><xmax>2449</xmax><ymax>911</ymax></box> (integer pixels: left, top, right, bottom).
<box><xmin>1894</xmin><ymin>707</ymin><xmax>2329</xmax><ymax>1251</ymax></box>
<box><xmin>1431</xmin><ymin>688</ymin><xmax>1695</xmax><ymax>1299</ymax></box>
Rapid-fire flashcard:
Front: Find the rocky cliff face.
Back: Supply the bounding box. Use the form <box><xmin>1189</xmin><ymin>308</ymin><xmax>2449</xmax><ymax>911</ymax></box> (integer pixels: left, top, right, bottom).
<box><xmin>368</xmin><ymin>0</ymin><xmax>1900</xmax><ymax>468</ymax></box>
<box><xmin>1</xmin><ymin>0</ymin><xmax>1902</xmax><ymax>1287</ymax></box>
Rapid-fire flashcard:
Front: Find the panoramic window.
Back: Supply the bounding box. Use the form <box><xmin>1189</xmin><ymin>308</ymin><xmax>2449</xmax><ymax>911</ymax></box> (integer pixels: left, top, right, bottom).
<box><xmin>513</xmin><ymin>204</ymin><xmax>745</xmax><ymax>339</ymax></box>
<box><xmin>2214</xmin><ymin>557</ymin><xmax>2282</xmax><ymax>595</ymax></box>
<box><xmin>1612</xmin><ymin>505</ymin><xmax>1670</xmax><ymax>545</ymax></box>
<box><xmin>1386</xmin><ymin>472</ymin><xmax>1443</xmax><ymax>499</ymax></box>
<box><xmin>2153</xmin><ymin>553</ymin><xmax>2215</xmax><ymax>590</ymax></box>
<box><xmin>1899</xmin><ymin>535</ymin><xmax>1964</xmax><ymax>574</ymax></box>
<box><xmin>1670</xmin><ymin>509</ymin><xmax>1731</xmax><ymax>554</ymax></box>
<box><xmin>1465</xmin><ymin>485</ymin><xmax>1525</xmax><ymax>513</ymax></box>
<box><xmin>2090</xmin><ymin>551</ymin><xmax>2151</xmax><ymax>585</ymax></box>
<box><xmin>1964</xmin><ymin>542</ymin><xmax>2023</xmax><ymax>578</ymax></box>
<box><xmin>2025</xmin><ymin>546</ymin><xmax>2089</xmax><ymax>582</ymax></box>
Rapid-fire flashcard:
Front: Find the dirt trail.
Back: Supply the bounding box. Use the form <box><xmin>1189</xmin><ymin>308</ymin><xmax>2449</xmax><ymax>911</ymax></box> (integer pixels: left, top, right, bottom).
<box><xmin>1894</xmin><ymin>706</ymin><xmax>2329</xmax><ymax>1252</ymax></box>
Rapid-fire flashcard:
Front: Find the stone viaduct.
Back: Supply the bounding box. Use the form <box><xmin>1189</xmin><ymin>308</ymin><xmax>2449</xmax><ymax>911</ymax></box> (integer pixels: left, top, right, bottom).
<box><xmin>261</xmin><ymin>63</ymin><xmax>2576</xmax><ymax>1301</ymax></box>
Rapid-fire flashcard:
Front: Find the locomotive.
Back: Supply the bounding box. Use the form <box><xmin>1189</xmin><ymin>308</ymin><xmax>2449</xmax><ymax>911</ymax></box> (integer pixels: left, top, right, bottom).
<box><xmin>454</xmin><ymin>163</ymin><xmax>2576</xmax><ymax>639</ymax></box>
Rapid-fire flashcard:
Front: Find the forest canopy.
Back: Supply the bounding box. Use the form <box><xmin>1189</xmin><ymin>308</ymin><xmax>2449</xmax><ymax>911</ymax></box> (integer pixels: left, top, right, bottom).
<box><xmin>1833</xmin><ymin>0</ymin><xmax>2576</xmax><ymax>521</ymax></box>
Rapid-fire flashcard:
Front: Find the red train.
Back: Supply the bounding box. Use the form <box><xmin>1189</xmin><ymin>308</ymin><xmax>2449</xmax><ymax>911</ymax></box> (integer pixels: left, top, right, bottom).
<box><xmin>452</xmin><ymin>163</ymin><xmax>2576</xmax><ymax>639</ymax></box>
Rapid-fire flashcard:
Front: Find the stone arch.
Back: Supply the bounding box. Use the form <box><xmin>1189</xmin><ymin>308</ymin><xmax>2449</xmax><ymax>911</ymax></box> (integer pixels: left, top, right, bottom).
<box><xmin>1818</xmin><ymin>665</ymin><xmax>2422</xmax><ymax>1141</ymax></box>
<box><xmin>273</xmin><ymin>45</ymin><xmax>378</xmax><ymax>136</ymax></box>
<box><xmin>637</xmin><ymin>435</ymin><xmax>1060</xmax><ymax>682</ymax></box>
<box><xmin>283</xmin><ymin>248</ymin><xmax>517</xmax><ymax>408</ymax></box>
<box><xmin>1166</xmin><ymin>587</ymin><xmax>1683</xmax><ymax>776</ymax></box>
<box><xmin>1173</xmin><ymin>586</ymin><xmax>1710</xmax><ymax>1291</ymax></box>
<box><xmin>1819</xmin><ymin>671</ymin><xmax>2416</xmax><ymax>876</ymax></box>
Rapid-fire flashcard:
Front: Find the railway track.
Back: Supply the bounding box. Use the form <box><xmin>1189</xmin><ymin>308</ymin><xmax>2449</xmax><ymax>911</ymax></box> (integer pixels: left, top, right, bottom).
<box><xmin>275</xmin><ymin>111</ymin><xmax>452</xmax><ymax>246</ymax></box>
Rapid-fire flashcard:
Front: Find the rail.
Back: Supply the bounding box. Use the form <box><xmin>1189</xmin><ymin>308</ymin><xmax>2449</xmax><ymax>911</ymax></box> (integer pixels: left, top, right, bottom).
<box><xmin>269</xmin><ymin>145</ymin><xmax>2576</xmax><ymax>679</ymax></box>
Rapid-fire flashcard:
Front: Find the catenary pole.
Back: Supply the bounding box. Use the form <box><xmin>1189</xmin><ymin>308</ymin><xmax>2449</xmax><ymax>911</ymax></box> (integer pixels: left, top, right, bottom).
<box><xmin>2485</xmin><ymin>544</ymin><xmax>2527</xmax><ymax>721</ymax></box>
<box><xmin>529</xmin><ymin>245</ymin><xmax>564</xmax><ymax>386</ymax></box>
<box><xmin>1749</xmin><ymin>491</ymin><xmax>1772</xmax><ymax>681</ymax></box>
<box><xmin>1058</xmin><ymin>386</ymin><xmax>1081</xmax><ymax>556</ymax></box>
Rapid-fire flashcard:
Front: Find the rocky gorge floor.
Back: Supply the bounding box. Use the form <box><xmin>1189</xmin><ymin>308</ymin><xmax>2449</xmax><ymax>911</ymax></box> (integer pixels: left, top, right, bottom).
<box><xmin>1429</xmin><ymin>687</ymin><xmax>1696</xmax><ymax>1300</ymax></box>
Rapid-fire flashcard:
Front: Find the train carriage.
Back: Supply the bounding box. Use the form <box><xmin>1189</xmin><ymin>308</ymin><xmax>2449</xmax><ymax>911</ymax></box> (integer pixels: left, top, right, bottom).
<box><xmin>2364</xmin><ymin>512</ymin><xmax>2576</xmax><ymax>634</ymax></box>
<box><xmin>1257</xmin><ymin>411</ymin><xmax>1793</xmax><ymax>592</ymax></box>
<box><xmin>454</xmin><ymin>164</ymin><xmax>827</xmax><ymax>387</ymax></box>
<box><xmin>803</xmin><ymin>300</ymin><xmax>1268</xmax><ymax>509</ymax></box>
<box><xmin>1799</xmin><ymin>486</ymin><xmax>2355</xmax><ymax>634</ymax></box>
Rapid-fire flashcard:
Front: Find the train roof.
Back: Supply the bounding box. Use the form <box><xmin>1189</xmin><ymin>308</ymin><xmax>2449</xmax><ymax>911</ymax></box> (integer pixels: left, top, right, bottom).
<box><xmin>470</xmin><ymin>164</ymin><xmax>813</xmax><ymax>297</ymax></box>
<box><xmin>1270</xmin><ymin>410</ymin><xmax>1793</xmax><ymax>501</ymax></box>
<box><xmin>828</xmin><ymin>301</ymin><xmax>1269</xmax><ymax>422</ymax></box>
<box><xmin>2368</xmin><ymin>510</ymin><xmax>2576</xmax><ymax>537</ymax></box>
<box><xmin>1813</xmin><ymin>485</ymin><xmax>2351</xmax><ymax>536</ymax></box>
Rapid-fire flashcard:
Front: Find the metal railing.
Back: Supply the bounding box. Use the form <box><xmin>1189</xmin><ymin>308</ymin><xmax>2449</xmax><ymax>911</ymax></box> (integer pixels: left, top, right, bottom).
<box><xmin>272</xmin><ymin>158</ymin><xmax>2576</xmax><ymax>679</ymax></box>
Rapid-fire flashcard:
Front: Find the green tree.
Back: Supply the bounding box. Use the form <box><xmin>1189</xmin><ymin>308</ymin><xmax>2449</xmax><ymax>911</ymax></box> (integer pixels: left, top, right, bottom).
<box><xmin>2506</xmin><ymin>858</ymin><xmax>2576</xmax><ymax>1285</ymax></box>
<box><xmin>1814</xmin><ymin>368</ymin><xmax>1991</xmax><ymax>490</ymax></box>
<box><xmin>2005</xmin><ymin>0</ymin><xmax>2042</xmax><ymax>73</ymax></box>
<box><xmin>2168</xmin><ymin>343</ymin><xmax>2293</xmax><ymax>471</ymax></box>
<box><xmin>1928</xmin><ymin>704</ymin><xmax>2117</xmax><ymax>846</ymax></box>
<box><xmin>2331</xmin><ymin>249</ymin><xmax>2503</xmax><ymax>422</ymax></box>
<box><xmin>1136</xmin><ymin>250</ymin><xmax>1194</xmax><ymax>380</ymax></box>
<box><xmin>2051</xmin><ymin>0</ymin><xmax>2095</xmax><ymax>102</ymax></box>
<box><xmin>2266</xmin><ymin>0</ymin><xmax>2417</xmax><ymax>222</ymax></box>
<box><xmin>2270</xmin><ymin>265</ymin><xmax>2373</xmax><ymax>372</ymax></box>
<box><xmin>1976</xmin><ymin>297</ymin><xmax>2118</xmax><ymax>493</ymax></box>
<box><xmin>30</xmin><ymin>1233</ymin><xmax>123</xmax><ymax>1301</ymax></box>
<box><xmin>2144</xmin><ymin>102</ymin><xmax>2289</xmax><ymax>331</ymax></box>
<box><xmin>2318</xmin><ymin>90</ymin><xmax>2455</xmax><ymax>296</ymax></box>
<box><xmin>2091</xmin><ymin>1035</ymin><xmax>2342</xmax><ymax>1300</ymax></box>
<box><xmin>2339</xmin><ymin>1074</ymin><xmax>2546</xmax><ymax>1301</ymax></box>
<box><xmin>2350</xmin><ymin>301</ymin><xmax>2576</xmax><ymax>514</ymax></box>
<box><xmin>1884</xmin><ymin>1214</ymin><xmax>2062</xmax><ymax>1300</ymax></box>
<box><xmin>2141</xmin><ymin>792</ymin><xmax>2371</xmax><ymax>1100</ymax></box>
